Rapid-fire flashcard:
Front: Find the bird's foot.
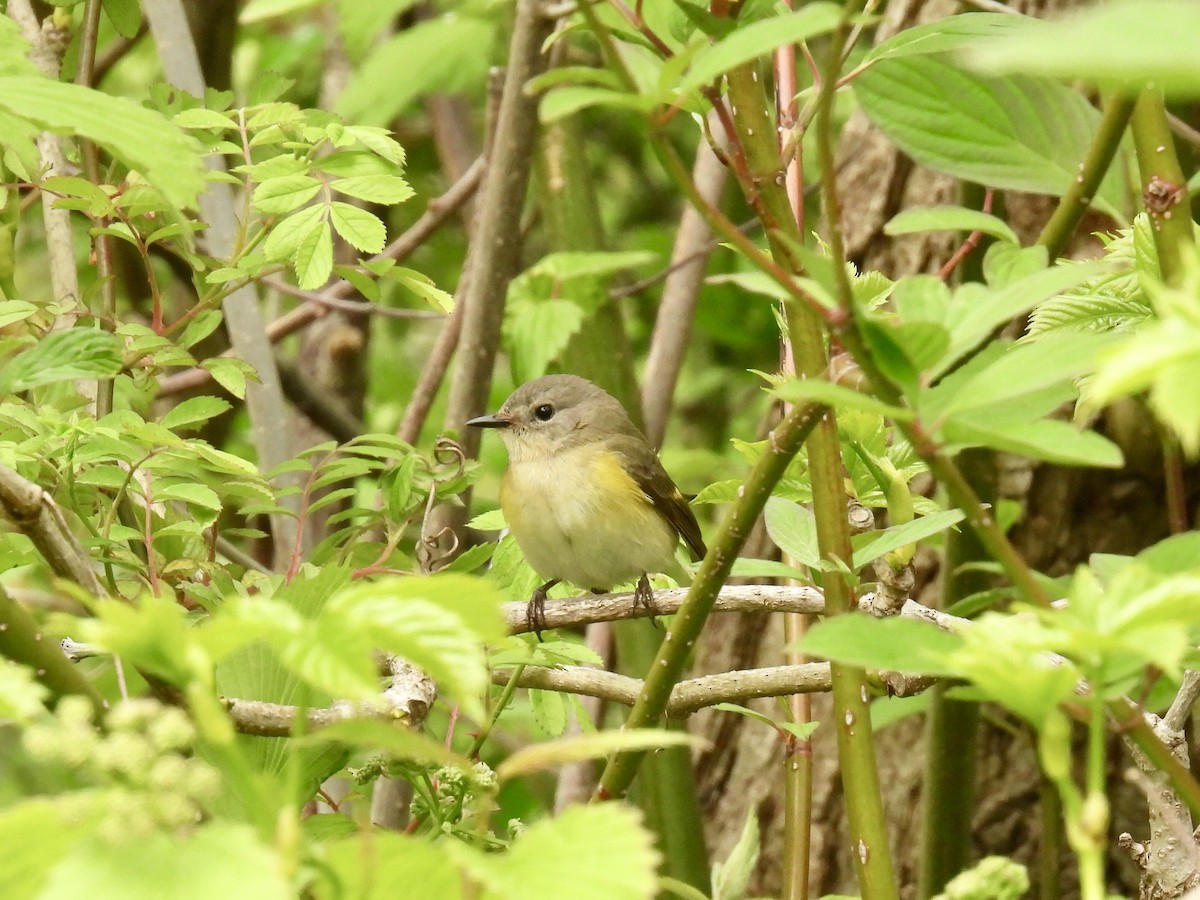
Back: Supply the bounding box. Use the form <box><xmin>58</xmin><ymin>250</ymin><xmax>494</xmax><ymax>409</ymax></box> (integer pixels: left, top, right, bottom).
<box><xmin>634</xmin><ymin>573</ymin><xmax>661</xmax><ymax>628</ymax></box>
<box><xmin>525</xmin><ymin>580</ymin><xmax>559</xmax><ymax>639</ymax></box>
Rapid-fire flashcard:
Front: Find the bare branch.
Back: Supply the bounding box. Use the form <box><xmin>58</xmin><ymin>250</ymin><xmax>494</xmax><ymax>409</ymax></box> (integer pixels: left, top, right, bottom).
<box><xmin>0</xmin><ymin>462</ymin><xmax>106</xmax><ymax>597</ymax></box>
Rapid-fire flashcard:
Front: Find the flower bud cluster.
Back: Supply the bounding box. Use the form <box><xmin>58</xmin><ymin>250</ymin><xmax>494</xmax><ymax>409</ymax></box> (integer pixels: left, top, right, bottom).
<box><xmin>22</xmin><ymin>697</ymin><xmax>220</xmax><ymax>842</ymax></box>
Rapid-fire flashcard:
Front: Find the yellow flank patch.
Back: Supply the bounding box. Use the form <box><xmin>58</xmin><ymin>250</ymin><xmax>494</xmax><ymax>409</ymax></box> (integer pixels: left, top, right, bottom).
<box><xmin>499</xmin><ymin>444</ymin><xmax>677</xmax><ymax>589</ymax></box>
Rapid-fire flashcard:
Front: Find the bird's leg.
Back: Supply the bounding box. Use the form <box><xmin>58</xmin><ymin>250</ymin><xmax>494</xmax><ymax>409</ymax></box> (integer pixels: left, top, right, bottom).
<box><xmin>633</xmin><ymin>573</ymin><xmax>661</xmax><ymax>627</ymax></box>
<box><xmin>527</xmin><ymin>580</ymin><xmax>560</xmax><ymax>639</ymax></box>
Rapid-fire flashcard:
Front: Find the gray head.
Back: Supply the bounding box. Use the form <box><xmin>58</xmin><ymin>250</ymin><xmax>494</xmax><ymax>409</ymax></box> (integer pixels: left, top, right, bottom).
<box><xmin>466</xmin><ymin>375</ymin><xmax>640</xmax><ymax>462</ymax></box>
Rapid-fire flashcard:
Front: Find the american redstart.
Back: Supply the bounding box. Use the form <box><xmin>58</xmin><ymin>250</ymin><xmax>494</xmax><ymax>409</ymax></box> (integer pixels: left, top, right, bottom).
<box><xmin>467</xmin><ymin>374</ymin><xmax>706</xmax><ymax>631</ymax></box>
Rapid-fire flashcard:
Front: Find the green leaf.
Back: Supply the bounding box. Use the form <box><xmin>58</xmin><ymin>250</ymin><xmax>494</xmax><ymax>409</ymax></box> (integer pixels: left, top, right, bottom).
<box><xmin>319</xmin><ymin>832</ymin><xmax>461</xmax><ymax>900</ymax></box>
<box><xmin>937</xmin><ymin>261</ymin><xmax>1107</xmax><ymax>376</ymax></box>
<box><xmin>39</xmin><ymin>823</ymin><xmax>290</xmax><ymax>900</ymax></box>
<box><xmin>851</xmin><ymin>509</ymin><xmax>966</xmax><ymax>569</ymax></box>
<box><xmin>884</xmin><ymin>205</ymin><xmax>1018</xmax><ymax>245</ymax></box>
<box><xmin>772</xmin><ymin>379</ymin><xmax>907</xmax><ymax>420</ymax></box>
<box><xmin>389</xmin><ymin>267</ymin><xmax>454</xmax><ymax>313</ymax></box>
<box><xmin>160</xmin><ymin>396</ymin><xmax>233</xmax><ymax>432</ymax></box>
<box><xmin>505</xmin><ymin>299</ymin><xmax>586</xmax><ymax>384</ymax></box>
<box><xmin>935</xmin><ymin>334</ymin><xmax>1119</xmax><ymax>418</ymax></box>
<box><xmin>329</xmin><ymin>202</ymin><xmax>386</xmax><ymax>254</ymax></box>
<box><xmin>712</xmin><ymin>808</ymin><xmax>760</xmax><ymax>900</ymax></box>
<box><xmin>799</xmin><ymin>615</ymin><xmax>963</xmax><ymax>675</ymax></box>
<box><xmin>968</xmin><ymin>0</ymin><xmax>1200</xmax><ymax>98</ymax></box>
<box><xmin>864</xmin><ymin>12</ymin><xmax>1025</xmax><ymax>63</ymax></box>
<box><xmin>1</xmin><ymin>329</ymin><xmax>123</xmax><ymax>393</ymax></box>
<box><xmin>853</xmin><ymin>56</ymin><xmax>1128</xmax><ymax>220</ymax></box>
<box><xmin>678</xmin><ymin>4</ymin><xmax>842</xmax><ymax>94</ymax></box>
<box><xmin>172</xmin><ymin>108</ymin><xmax>236</xmax><ymax>130</ymax></box>
<box><xmin>330</xmin><ymin>174</ymin><xmax>415</xmax><ymax>205</ymax></box>
<box><xmin>538</xmin><ymin>87</ymin><xmax>652</xmax><ymax>123</ymax></box>
<box><xmin>158</xmin><ymin>482</ymin><xmax>222</xmax><ymax>510</ymax></box>
<box><xmin>942</xmin><ymin>418</ymin><xmax>1124</xmax><ymax>468</ymax></box>
<box><xmin>0</xmin><ymin>300</ymin><xmax>38</xmax><ymax>330</ymax></box>
<box><xmin>263</xmin><ymin>204</ymin><xmax>325</xmax><ymax>261</ymax></box>
<box><xmin>764</xmin><ymin>497</ymin><xmax>822</xmax><ymax>570</ymax></box>
<box><xmin>336</xmin><ymin>17</ymin><xmax>494</xmax><ymax>125</ymax></box>
<box><xmin>0</xmin><ymin>77</ymin><xmax>205</xmax><ymax>210</ymax></box>
<box><xmin>461</xmin><ymin>804</ymin><xmax>659</xmax><ymax>900</ymax></box>
<box><xmin>0</xmin><ymin>800</ymin><xmax>86</xmax><ymax>900</ymax></box>
<box><xmin>252</xmin><ymin>175</ymin><xmax>322</xmax><ymax>215</ymax></box>
<box><xmin>202</xmin><ymin>357</ymin><xmax>250</xmax><ymax>398</ymax></box>
<box><xmin>497</xmin><ymin>729</ymin><xmax>697</xmax><ymax>781</ymax></box>
<box><xmin>294</xmin><ymin>221</ymin><xmax>334</xmax><ymax>290</ymax></box>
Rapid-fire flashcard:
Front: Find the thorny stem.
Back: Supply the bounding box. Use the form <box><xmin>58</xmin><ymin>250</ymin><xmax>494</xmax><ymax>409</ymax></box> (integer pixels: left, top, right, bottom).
<box><xmin>594</xmin><ymin>400</ymin><xmax>826</xmax><ymax>800</ymax></box>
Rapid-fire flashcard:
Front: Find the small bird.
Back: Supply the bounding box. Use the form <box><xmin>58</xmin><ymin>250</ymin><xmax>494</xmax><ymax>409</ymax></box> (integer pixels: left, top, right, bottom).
<box><xmin>467</xmin><ymin>374</ymin><xmax>707</xmax><ymax>632</ymax></box>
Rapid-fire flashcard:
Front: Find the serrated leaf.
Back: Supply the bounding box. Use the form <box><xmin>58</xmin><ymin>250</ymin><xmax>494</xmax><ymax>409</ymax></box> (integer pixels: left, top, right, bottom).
<box><xmin>331</xmin><ymin>174</ymin><xmax>414</xmax><ymax>205</ymax></box>
<box><xmin>173</xmin><ymin>108</ymin><xmax>236</xmax><ymax>130</ymax></box>
<box><xmin>505</xmin><ymin>299</ymin><xmax>586</xmax><ymax>384</ymax></box>
<box><xmin>263</xmin><ymin>204</ymin><xmax>325</xmax><ymax>261</ymax></box>
<box><xmin>329</xmin><ymin>202</ymin><xmax>386</xmax><ymax>253</ymax></box>
<box><xmin>252</xmin><ymin>175</ymin><xmax>322</xmax><ymax>215</ymax></box>
<box><xmin>158</xmin><ymin>482</ymin><xmax>222</xmax><ymax>510</ymax></box>
<box><xmin>202</xmin><ymin>357</ymin><xmax>250</xmax><ymax>398</ymax></box>
<box><xmin>294</xmin><ymin>220</ymin><xmax>334</xmax><ymax>290</ymax></box>
<box><xmin>0</xmin><ymin>77</ymin><xmax>205</xmax><ymax>209</ymax></box>
<box><xmin>463</xmin><ymin>804</ymin><xmax>659</xmax><ymax>900</ymax></box>
<box><xmin>937</xmin><ymin>261</ymin><xmax>1107</xmax><ymax>377</ymax></box>
<box><xmin>2</xmin><ymin>329</ymin><xmax>122</xmax><ymax>393</ymax></box>
<box><xmin>160</xmin><ymin>396</ymin><xmax>233</xmax><ymax>431</ymax></box>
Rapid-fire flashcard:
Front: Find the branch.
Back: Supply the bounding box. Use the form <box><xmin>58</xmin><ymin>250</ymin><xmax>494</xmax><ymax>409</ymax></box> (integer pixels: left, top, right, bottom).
<box><xmin>221</xmin><ymin>657</ymin><xmax>436</xmax><ymax>737</ymax></box>
<box><xmin>595</xmin><ymin>398</ymin><xmax>826</xmax><ymax>800</ymax></box>
<box><xmin>641</xmin><ymin>109</ymin><xmax>728</xmax><ymax>448</ymax></box>
<box><xmin>502</xmin><ymin>584</ymin><xmax>824</xmax><ymax>634</ymax></box>
<box><xmin>494</xmin><ymin>662</ymin><xmax>832</xmax><ymax>717</ymax></box>
<box><xmin>0</xmin><ymin>462</ymin><xmax>106</xmax><ymax>597</ymax></box>
<box><xmin>0</xmin><ymin>583</ymin><xmax>104</xmax><ymax>713</ymax></box>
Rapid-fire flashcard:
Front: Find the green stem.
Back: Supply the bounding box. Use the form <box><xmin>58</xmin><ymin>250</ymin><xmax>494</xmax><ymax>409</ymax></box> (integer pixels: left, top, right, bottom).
<box><xmin>0</xmin><ymin>583</ymin><xmax>105</xmax><ymax>714</ymax></box>
<box><xmin>594</xmin><ymin>399</ymin><xmax>826</xmax><ymax>799</ymax></box>
<box><xmin>781</xmin><ymin>615</ymin><xmax>812</xmax><ymax>900</ymax></box>
<box><xmin>1036</xmin><ymin>94</ymin><xmax>1135</xmax><ymax>260</ymax></box>
<box><xmin>807</xmin><ymin>10</ymin><xmax>898</xmax><ymax>896</ymax></box>
<box><xmin>1130</xmin><ymin>89</ymin><xmax>1193</xmax><ymax>286</ymax></box>
<box><xmin>1038</xmin><ymin>773</ymin><xmax>1063</xmax><ymax>900</ymax></box>
<box><xmin>468</xmin><ymin>664</ymin><xmax>524</xmax><ymax>759</ymax></box>
<box><xmin>917</xmin><ymin>449</ymin><xmax>993</xmax><ymax>898</ymax></box>
<box><xmin>76</xmin><ymin>0</ymin><xmax>117</xmax><ymax>417</ymax></box>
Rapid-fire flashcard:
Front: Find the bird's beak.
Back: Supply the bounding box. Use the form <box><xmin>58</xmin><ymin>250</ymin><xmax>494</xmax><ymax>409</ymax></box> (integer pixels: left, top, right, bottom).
<box><xmin>465</xmin><ymin>412</ymin><xmax>510</xmax><ymax>429</ymax></box>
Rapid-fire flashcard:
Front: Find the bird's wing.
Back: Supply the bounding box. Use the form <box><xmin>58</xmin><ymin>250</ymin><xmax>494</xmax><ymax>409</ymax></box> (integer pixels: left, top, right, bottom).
<box><xmin>611</xmin><ymin>437</ymin><xmax>707</xmax><ymax>561</ymax></box>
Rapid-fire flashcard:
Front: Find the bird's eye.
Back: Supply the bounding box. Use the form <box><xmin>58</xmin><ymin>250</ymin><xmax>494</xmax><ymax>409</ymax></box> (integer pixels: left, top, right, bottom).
<box><xmin>533</xmin><ymin>404</ymin><xmax>555</xmax><ymax>421</ymax></box>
